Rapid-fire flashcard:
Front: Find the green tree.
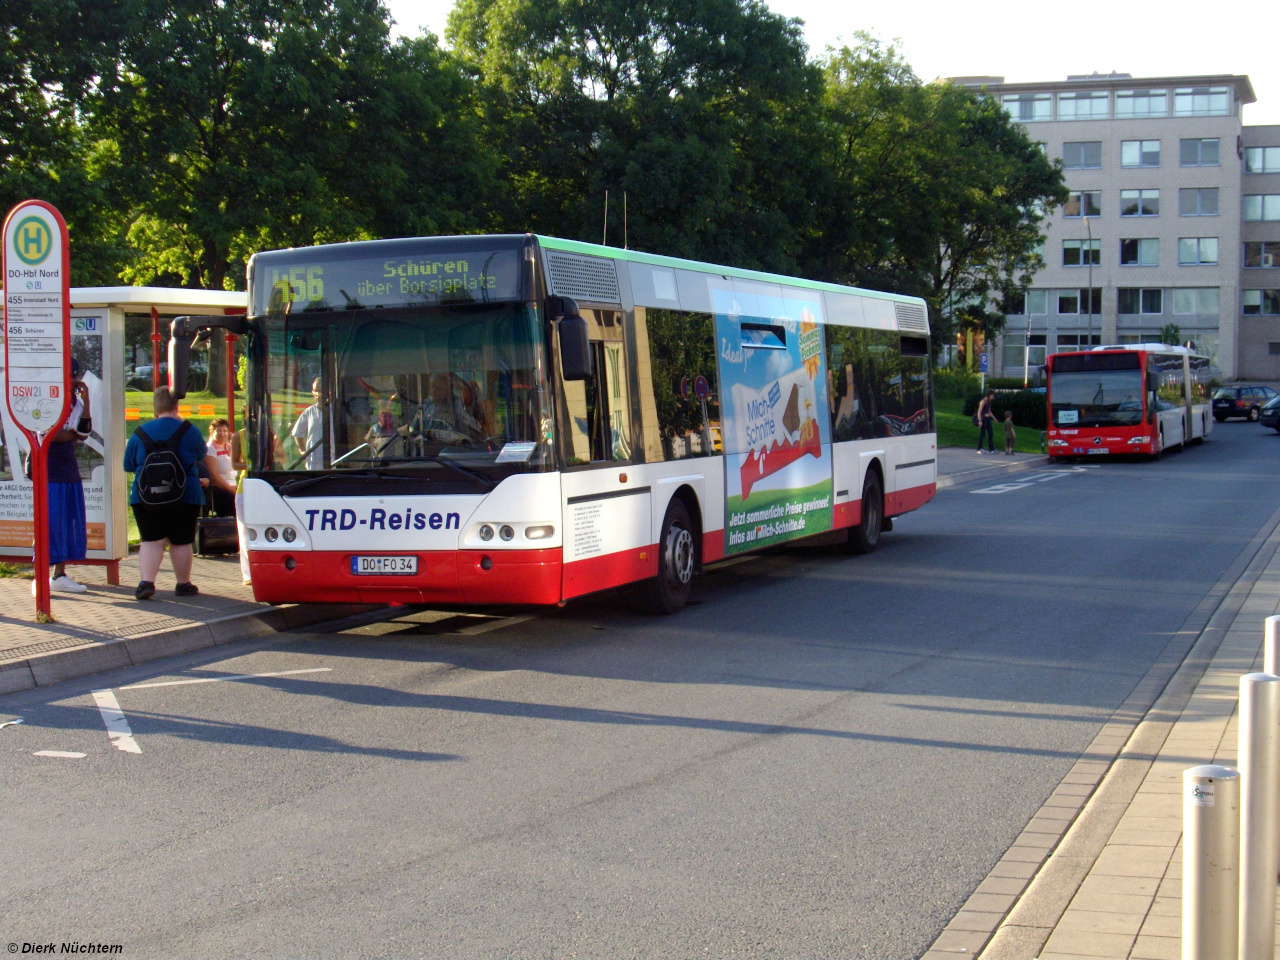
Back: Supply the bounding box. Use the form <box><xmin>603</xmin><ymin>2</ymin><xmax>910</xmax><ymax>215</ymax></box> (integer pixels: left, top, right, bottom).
<box><xmin>448</xmin><ymin>0</ymin><xmax>825</xmax><ymax>273</ymax></box>
<box><xmin>1159</xmin><ymin>323</ymin><xmax>1182</xmax><ymax>346</ymax></box>
<box><xmin>1</xmin><ymin>0</ymin><xmax>134</xmax><ymax>283</ymax></box>
<box><xmin>94</xmin><ymin>0</ymin><xmax>498</xmax><ymax>290</ymax></box>
<box><xmin>816</xmin><ymin>38</ymin><xmax>1066</xmax><ymax>351</ymax></box>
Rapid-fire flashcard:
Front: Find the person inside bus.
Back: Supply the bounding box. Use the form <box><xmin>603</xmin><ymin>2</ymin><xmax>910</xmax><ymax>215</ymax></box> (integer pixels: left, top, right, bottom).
<box><xmin>413</xmin><ymin>373</ymin><xmax>484</xmax><ymax>442</ymax></box>
<box><xmin>290</xmin><ymin>378</ymin><xmax>325</xmax><ymax>469</ymax></box>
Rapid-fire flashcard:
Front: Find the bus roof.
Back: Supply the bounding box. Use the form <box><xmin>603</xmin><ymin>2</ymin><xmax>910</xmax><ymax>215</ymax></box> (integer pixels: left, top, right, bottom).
<box><xmin>534</xmin><ymin>234</ymin><xmax>928</xmax><ymax>309</ymax></box>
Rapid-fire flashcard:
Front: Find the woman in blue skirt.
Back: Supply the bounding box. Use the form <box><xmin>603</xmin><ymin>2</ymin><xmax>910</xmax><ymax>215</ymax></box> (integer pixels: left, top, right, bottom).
<box><xmin>35</xmin><ymin>358</ymin><xmax>90</xmax><ymax>595</ymax></box>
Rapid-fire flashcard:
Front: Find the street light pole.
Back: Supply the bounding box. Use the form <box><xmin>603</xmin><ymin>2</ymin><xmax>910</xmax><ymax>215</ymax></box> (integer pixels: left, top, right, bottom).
<box><xmin>1085</xmin><ymin>216</ymin><xmax>1094</xmax><ymax>348</ymax></box>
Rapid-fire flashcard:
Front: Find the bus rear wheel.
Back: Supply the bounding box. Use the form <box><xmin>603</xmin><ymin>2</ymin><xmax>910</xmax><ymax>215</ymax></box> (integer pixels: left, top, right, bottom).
<box><xmin>847</xmin><ymin>470</ymin><xmax>883</xmax><ymax>555</ymax></box>
<box><xmin>643</xmin><ymin>498</ymin><xmax>697</xmax><ymax>614</ymax></box>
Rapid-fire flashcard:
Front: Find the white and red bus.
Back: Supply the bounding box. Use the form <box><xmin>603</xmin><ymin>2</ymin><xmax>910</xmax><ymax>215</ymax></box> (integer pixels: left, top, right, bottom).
<box><xmin>171</xmin><ymin>235</ymin><xmax>936</xmax><ymax>612</ymax></box>
<box><xmin>1046</xmin><ymin>344</ymin><xmax>1212</xmax><ymax>459</ymax></box>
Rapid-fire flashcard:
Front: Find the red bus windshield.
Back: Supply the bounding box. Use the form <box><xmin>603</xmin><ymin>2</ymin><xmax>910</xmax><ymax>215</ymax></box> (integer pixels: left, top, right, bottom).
<box><xmin>1050</xmin><ymin>353</ymin><xmax>1145</xmax><ymax>428</ymax></box>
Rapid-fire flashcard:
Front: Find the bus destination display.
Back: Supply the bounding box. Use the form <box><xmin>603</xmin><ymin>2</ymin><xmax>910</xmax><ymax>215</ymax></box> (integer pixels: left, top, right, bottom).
<box><xmin>253</xmin><ymin>248</ymin><xmax>521</xmax><ymax>315</ymax></box>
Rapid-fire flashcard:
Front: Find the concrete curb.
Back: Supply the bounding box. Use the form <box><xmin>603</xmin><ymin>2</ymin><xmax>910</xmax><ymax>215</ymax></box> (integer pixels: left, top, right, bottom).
<box><xmin>0</xmin><ymin>601</ymin><xmax>378</xmax><ymax>696</ymax></box>
<box><xmin>936</xmin><ymin>455</ymin><xmax>1051</xmax><ymax>490</ymax></box>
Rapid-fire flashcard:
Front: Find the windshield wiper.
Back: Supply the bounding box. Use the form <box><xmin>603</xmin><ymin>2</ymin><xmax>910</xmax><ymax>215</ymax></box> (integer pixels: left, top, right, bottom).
<box><xmin>276</xmin><ymin>469</ymin><xmax>433</xmax><ymax>496</ymax></box>
<box><xmin>374</xmin><ymin>455</ymin><xmax>497</xmax><ymax>490</ymax></box>
<box><xmin>327</xmin><ymin>456</ymin><xmax>496</xmax><ymax>490</ymax></box>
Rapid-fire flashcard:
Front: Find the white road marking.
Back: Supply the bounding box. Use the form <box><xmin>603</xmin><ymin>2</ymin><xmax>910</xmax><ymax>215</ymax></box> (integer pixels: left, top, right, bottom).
<box><xmin>455</xmin><ymin>614</ymin><xmax>542</xmax><ymax>636</ymax></box>
<box><xmin>90</xmin><ymin>689</ymin><xmax>142</xmax><ymax>754</ymax></box>
<box><xmin>119</xmin><ymin>667</ymin><xmax>332</xmax><ymax>691</ymax></box>
<box><xmin>971</xmin><ymin>467</ymin><xmax>1089</xmax><ymax>495</ymax></box>
<box><xmin>0</xmin><ymin>718</ymin><xmax>23</xmax><ymax>729</ymax></box>
<box><xmin>34</xmin><ymin>750</ymin><xmax>86</xmax><ymax>759</ymax></box>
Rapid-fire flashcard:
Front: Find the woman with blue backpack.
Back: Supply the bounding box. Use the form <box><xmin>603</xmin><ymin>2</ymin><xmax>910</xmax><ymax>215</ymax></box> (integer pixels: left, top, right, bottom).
<box><xmin>123</xmin><ymin>387</ymin><xmax>237</xmax><ymax>601</ymax></box>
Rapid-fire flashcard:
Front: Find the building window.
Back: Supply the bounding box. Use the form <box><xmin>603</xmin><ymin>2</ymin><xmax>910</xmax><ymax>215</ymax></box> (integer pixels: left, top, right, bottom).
<box><xmin>1058</xmin><ymin>90</ymin><xmax>1109</xmax><ymax>120</ymax></box>
<box><xmin>1063</xmin><ymin>141</ymin><xmax>1102</xmax><ymax>169</ymax></box>
<box><xmin>1063</xmin><ymin>239</ymin><xmax>1101</xmax><ymax>266</ymax></box>
<box><xmin>1270</xmin><ymin>342</ymin><xmax>1280</xmax><ymax>357</ymax></box>
<box><xmin>1120</xmin><ymin>189</ymin><xmax>1159</xmax><ymax>217</ymax></box>
<box><xmin>1027</xmin><ymin>289</ymin><xmax>1048</xmax><ymax>314</ymax></box>
<box><xmin>1121</xmin><ymin>140</ymin><xmax>1160</xmax><ymax>167</ymax></box>
<box><xmin>1057</xmin><ymin>288</ymin><xmax>1102</xmax><ymax>314</ymax></box>
<box><xmin>1003</xmin><ymin>93</ymin><xmax>1051</xmax><ymax>122</ymax></box>
<box><xmin>1056</xmin><ymin>334</ymin><xmax>1103</xmax><ymax>348</ymax></box>
<box><xmin>1002</xmin><ymin>334</ymin><xmax>1047</xmax><ymax>369</ymax></box>
<box><xmin>1178</xmin><ymin>238</ymin><xmax>1218</xmax><ymax>265</ymax></box>
<box><xmin>1173</xmin><ymin>288</ymin><xmax>1220</xmax><ymax>315</ymax></box>
<box><xmin>1120</xmin><ymin>238</ymin><xmax>1159</xmax><ymax>266</ymax></box>
<box><xmin>1180</xmin><ymin>139</ymin><xmax>1220</xmax><ymax>166</ymax></box>
<box><xmin>1245</xmin><ymin>147</ymin><xmax>1280</xmax><ymax>174</ymax></box>
<box><xmin>1118</xmin><ymin>288</ymin><xmax>1165</xmax><ymax>314</ymax></box>
<box><xmin>1179</xmin><ymin>188</ymin><xmax>1218</xmax><ymax>217</ymax></box>
<box><xmin>1244</xmin><ymin>241</ymin><xmax>1280</xmax><ymax>268</ymax></box>
<box><xmin>1174</xmin><ymin>86</ymin><xmax>1231</xmax><ymax>117</ymax></box>
<box><xmin>1243</xmin><ymin>290</ymin><xmax>1280</xmax><ymax>316</ymax></box>
<box><xmin>1115</xmin><ymin>89</ymin><xmax>1168</xmax><ymax>118</ymax></box>
<box><xmin>1244</xmin><ymin>196</ymin><xmax>1280</xmax><ymax>221</ymax></box>
<box><xmin>1063</xmin><ymin>191</ymin><xmax>1101</xmax><ymax>218</ymax></box>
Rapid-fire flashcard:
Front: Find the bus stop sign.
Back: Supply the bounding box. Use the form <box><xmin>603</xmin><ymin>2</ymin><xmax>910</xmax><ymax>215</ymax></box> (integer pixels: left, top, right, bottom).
<box><xmin>4</xmin><ymin>201</ymin><xmax>70</xmax><ymax>435</ymax></box>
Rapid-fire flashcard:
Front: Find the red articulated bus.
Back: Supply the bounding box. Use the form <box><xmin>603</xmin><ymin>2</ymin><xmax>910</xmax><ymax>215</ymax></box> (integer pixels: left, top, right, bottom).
<box><xmin>1046</xmin><ymin>344</ymin><xmax>1212</xmax><ymax>459</ymax></box>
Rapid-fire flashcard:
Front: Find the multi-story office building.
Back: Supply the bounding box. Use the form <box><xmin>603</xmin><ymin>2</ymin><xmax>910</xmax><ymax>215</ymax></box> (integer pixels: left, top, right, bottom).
<box><xmin>955</xmin><ymin>73</ymin><xmax>1280</xmax><ymax>380</ymax></box>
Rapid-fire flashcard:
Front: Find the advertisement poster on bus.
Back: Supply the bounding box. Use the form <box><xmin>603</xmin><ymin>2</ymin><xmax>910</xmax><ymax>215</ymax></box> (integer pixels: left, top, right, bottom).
<box><xmin>713</xmin><ymin>285</ymin><xmax>832</xmax><ymax>555</ymax></box>
<box><xmin>0</xmin><ymin>309</ymin><xmax>110</xmax><ymax>556</ymax></box>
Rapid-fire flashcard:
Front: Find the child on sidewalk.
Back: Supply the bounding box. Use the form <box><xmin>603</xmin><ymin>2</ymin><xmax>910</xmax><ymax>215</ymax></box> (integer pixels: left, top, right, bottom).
<box><xmin>1003</xmin><ymin>410</ymin><xmax>1017</xmax><ymax>455</ymax></box>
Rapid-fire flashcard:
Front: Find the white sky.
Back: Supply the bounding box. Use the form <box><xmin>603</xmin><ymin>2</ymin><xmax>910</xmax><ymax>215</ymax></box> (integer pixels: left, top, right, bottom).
<box><xmin>385</xmin><ymin>0</ymin><xmax>1278</xmax><ymax>127</ymax></box>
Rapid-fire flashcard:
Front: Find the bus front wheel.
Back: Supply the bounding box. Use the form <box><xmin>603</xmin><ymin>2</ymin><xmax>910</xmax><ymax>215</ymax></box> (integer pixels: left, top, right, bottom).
<box><xmin>644</xmin><ymin>498</ymin><xmax>697</xmax><ymax>614</ymax></box>
<box><xmin>847</xmin><ymin>471</ymin><xmax>883</xmax><ymax>555</ymax></box>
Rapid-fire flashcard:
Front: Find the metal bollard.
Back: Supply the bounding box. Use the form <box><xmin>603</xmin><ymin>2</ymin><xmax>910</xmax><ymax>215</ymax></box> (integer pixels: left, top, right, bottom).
<box><xmin>1263</xmin><ymin>616</ymin><xmax>1280</xmax><ymax>676</ymax></box>
<box><xmin>1238</xmin><ymin>674</ymin><xmax>1280</xmax><ymax>960</ymax></box>
<box><xmin>1185</xmin><ymin>764</ymin><xmax>1240</xmax><ymax>960</ymax></box>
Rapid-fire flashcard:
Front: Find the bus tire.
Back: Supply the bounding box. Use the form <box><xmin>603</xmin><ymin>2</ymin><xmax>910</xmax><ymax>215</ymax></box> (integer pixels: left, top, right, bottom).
<box><xmin>644</xmin><ymin>498</ymin><xmax>696</xmax><ymax>614</ymax></box>
<box><xmin>847</xmin><ymin>470</ymin><xmax>883</xmax><ymax>555</ymax></box>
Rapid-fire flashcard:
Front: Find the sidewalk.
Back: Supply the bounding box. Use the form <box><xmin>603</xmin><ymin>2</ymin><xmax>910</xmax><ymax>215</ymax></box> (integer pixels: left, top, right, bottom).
<box><xmin>0</xmin><ymin>554</ymin><xmax>372</xmax><ymax>696</ymax></box>
<box><xmin>936</xmin><ymin>446</ymin><xmax>1050</xmax><ymax>489</ymax></box>
<box><xmin>925</xmin><ymin>502</ymin><xmax>1280</xmax><ymax>959</ymax></box>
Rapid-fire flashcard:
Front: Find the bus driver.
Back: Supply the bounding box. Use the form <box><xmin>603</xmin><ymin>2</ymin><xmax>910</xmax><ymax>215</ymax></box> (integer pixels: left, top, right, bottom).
<box><xmin>411</xmin><ymin>373</ymin><xmax>483</xmax><ymax>443</ymax></box>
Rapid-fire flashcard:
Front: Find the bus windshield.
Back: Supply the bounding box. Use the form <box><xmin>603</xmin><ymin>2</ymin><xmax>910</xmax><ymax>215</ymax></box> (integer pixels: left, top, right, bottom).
<box><xmin>1051</xmin><ymin>369</ymin><xmax>1145</xmax><ymax>427</ymax></box>
<box><xmin>248</xmin><ymin>303</ymin><xmax>553</xmax><ymax>483</ymax></box>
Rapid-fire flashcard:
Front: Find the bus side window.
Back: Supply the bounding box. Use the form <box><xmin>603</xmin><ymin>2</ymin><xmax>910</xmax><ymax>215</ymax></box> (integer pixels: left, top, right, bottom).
<box><xmin>563</xmin><ymin>310</ymin><xmax>633</xmax><ymax>464</ymax></box>
<box><xmin>634</xmin><ymin>306</ymin><xmax>721</xmax><ymax>462</ymax></box>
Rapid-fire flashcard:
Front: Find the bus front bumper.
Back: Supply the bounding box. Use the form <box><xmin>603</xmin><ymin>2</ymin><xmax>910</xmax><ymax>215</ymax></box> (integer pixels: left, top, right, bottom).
<box><xmin>248</xmin><ymin>547</ymin><xmax>564</xmax><ymax>606</ymax></box>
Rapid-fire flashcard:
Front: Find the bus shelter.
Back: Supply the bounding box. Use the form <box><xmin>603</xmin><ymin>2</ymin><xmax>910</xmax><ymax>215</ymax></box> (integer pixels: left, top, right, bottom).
<box><xmin>0</xmin><ymin>286</ymin><xmax>245</xmax><ymax>582</ymax></box>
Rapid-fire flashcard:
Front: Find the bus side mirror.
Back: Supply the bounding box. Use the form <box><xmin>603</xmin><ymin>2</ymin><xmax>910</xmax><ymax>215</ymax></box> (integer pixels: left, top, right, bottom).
<box><xmin>167</xmin><ymin>331</ymin><xmax>191</xmax><ymax>400</ymax></box>
<box><xmin>556</xmin><ymin>299</ymin><xmax>592</xmax><ymax>381</ymax></box>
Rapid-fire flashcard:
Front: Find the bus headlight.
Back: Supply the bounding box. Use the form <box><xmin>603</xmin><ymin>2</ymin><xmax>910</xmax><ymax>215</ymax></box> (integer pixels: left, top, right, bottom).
<box><xmin>282</xmin><ymin>527</ymin><xmax>296</xmax><ymax>542</ymax></box>
<box><xmin>499</xmin><ymin>525</ymin><xmax>515</xmax><ymax>541</ymax></box>
<box><xmin>1128</xmin><ymin>436</ymin><xmax>1151</xmax><ymax>444</ymax></box>
<box><xmin>479</xmin><ymin>524</ymin><xmax>494</xmax><ymax>541</ymax></box>
<box><xmin>265</xmin><ymin>527</ymin><xmax>279</xmax><ymax>542</ymax></box>
<box><xmin>1048</xmin><ymin>439</ymin><xmax>1068</xmax><ymax>448</ymax></box>
<box><xmin>248</xmin><ymin>528</ymin><xmax>258</xmax><ymax>542</ymax></box>
<box><xmin>525</xmin><ymin>525</ymin><xmax>555</xmax><ymax>540</ymax></box>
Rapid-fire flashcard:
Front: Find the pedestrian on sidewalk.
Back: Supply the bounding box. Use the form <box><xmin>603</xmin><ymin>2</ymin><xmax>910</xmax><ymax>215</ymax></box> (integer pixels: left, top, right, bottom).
<box><xmin>123</xmin><ymin>387</ymin><xmax>236</xmax><ymax>601</ymax></box>
<box><xmin>975</xmin><ymin>389</ymin><xmax>996</xmax><ymax>454</ymax></box>
<box><xmin>33</xmin><ymin>357</ymin><xmax>91</xmax><ymax>596</ymax></box>
<box><xmin>1003</xmin><ymin>410</ymin><xmax>1017</xmax><ymax>455</ymax></box>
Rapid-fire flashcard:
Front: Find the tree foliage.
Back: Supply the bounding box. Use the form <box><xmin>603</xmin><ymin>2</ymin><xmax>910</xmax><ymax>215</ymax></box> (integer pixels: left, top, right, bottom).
<box><xmin>2</xmin><ymin>0</ymin><xmax>1065</xmax><ymax>325</ymax></box>
<box><xmin>816</xmin><ymin>37</ymin><xmax>1067</xmax><ymax>347</ymax></box>
<box><xmin>448</xmin><ymin>0</ymin><xmax>825</xmax><ymax>272</ymax></box>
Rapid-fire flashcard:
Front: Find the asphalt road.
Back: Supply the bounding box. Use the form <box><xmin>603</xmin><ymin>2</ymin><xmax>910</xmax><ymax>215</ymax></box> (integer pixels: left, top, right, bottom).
<box><xmin>2</xmin><ymin>422</ymin><xmax>1279</xmax><ymax>960</ymax></box>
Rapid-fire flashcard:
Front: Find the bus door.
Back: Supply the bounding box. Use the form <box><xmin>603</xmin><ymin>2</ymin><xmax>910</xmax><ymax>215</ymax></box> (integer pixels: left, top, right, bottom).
<box><xmin>559</xmin><ymin>308</ymin><xmax>654</xmax><ymax>598</ymax></box>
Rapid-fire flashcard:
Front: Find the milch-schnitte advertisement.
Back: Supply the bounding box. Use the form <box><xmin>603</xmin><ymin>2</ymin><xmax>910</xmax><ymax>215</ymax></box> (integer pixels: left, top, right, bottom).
<box><xmin>714</xmin><ymin>285</ymin><xmax>833</xmax><ymax>555</ymax></box>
